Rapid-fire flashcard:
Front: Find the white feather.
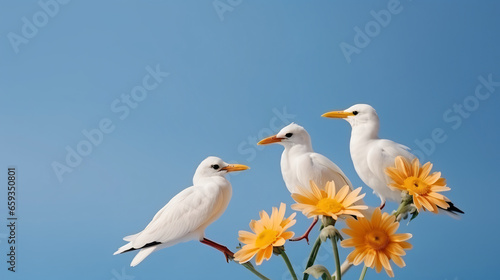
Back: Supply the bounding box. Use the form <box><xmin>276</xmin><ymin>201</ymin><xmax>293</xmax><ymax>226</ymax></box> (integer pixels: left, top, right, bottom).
<box><xmin>332</xmin><ymin>104</ymin><xmax>433</xmax><ymax>205</ymax></box>
<box><xmin>114</xmin><ymin>156</ymin><xmax>237</xmax><ymax>266</ymax></box>
<box><xmin>266</xmin><ymin>123</ymin><xmax>354</xmax><ymax>193</ymax></box>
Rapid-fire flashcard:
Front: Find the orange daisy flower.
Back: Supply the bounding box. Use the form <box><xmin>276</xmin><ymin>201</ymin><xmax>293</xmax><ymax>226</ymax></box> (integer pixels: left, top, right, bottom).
<box><xmin>234</xmin><ymin>203</ymin><xmax>296</xmax><ymax>265</ymax></box>
<box><xmin>385</xmin><ymin>156</ymin><xmax>451</xmax><ymax>213</ymax></box>
<box><xmin>291</xmin><ymin>181</ymin><xmax>367</xmax><ymax>219</ymax></box>
<box><xmin>341</xmin><ymin>208</ymin><xmax>412</xmax><ymax>277</ymax></box>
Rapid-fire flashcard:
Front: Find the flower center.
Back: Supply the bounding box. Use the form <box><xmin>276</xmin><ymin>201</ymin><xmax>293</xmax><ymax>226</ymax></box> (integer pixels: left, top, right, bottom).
<box><xmin>255</xmin><ymin>229</ymin><xmax>278</xmax><ymax>248</ymax></box>
<box><xmin>316</xmin><ymin>198</ymin><xmax>344</xmax><ymax>214</ymax></box>
<box><xmin>365</xmin><ymin>229</ymin><xmax>389</xmax><ymax>250</ymax></box>
<box><xmin>403</xmin><ymin>176</ymin><xmax>431</xmax><ymax>195</ymax></box>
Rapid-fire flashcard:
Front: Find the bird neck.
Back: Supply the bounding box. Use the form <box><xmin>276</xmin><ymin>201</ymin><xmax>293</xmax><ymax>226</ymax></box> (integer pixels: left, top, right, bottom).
<box><xmin>284</xmin><ymin>142</ymin><xmax>314</xmax><ymax>157</ymax></box>
<box><xmin>193</xmin><ymin>175</ymin><xmax>228</xmax><ymax>186</ymax></box>
<box><xmin>351</xmin><ymin>121</ymin><xmax>380</xmax><ymax>143</ymax></box>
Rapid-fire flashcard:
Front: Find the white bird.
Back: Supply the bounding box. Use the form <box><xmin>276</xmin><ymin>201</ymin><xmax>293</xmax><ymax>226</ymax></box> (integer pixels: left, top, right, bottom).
<box><xmin>258</xmin><ymin>123</ymin><xmax>355</xmax><ymax>242</ymax></box>
<box><xmin>322</xmin><ymin>104</ymin><xmax>463</xmax><ymax>214</ymax></box>
<box><xmin>114</xmin><ymin>156</ymin><xmax>249</xmax><ymax>266</ymax></box>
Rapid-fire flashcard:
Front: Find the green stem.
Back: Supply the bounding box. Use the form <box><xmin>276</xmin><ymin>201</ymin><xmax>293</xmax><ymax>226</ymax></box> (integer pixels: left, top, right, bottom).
<box><xmin>358</xmin><ymin>265</ymin><xmax>368</xmax><ymax>280</ymax></box>
<box><xmin>393</xmin><ymin>194</ymin><xmax>413</xmax><ymax>220</ymax></box>
<box><xmin>280</xmin><ymin>250</ymin><xmax>298</xmax><ymax>280</ymax></box>
<box><xmin>330</xmin><ymin>236</ymin><xmax>342</xmax><ymax>280</ymax></box>
<box><xmin>303</xmin><ymin>235</ymin><xmax>322</xmax><ymax>280</ymax></box>
<box><xmin>240</xmin><ymin>262</ymin><xmax>271</xmax><ymax>280</ymax></box>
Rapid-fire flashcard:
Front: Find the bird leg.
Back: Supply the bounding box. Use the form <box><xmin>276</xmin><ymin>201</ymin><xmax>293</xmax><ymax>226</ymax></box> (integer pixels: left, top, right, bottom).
<box><xmin>200</xmin><ymin>238</ymin><xmax>234</xmax><ymax>262</ymax></box>
<box><xmin>289</xmin><ymin>216</ymin><xmax>318</xmax><ymax>244</ymax></box>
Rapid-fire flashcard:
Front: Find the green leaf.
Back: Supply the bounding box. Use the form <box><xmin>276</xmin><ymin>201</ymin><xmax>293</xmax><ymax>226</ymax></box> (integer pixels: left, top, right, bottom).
<box><xmin>409</xmin><ymin>210</ymin><xmax>419</xmax><ymax>222</ymax></box>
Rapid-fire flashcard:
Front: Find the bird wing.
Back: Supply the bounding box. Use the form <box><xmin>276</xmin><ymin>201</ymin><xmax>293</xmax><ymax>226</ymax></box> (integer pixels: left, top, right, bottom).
<box><xmin>295</xmin><ymin>152</ymin><xmax>353</xmax><ymax>191</ymax></box>
<box><xmin>366</xmin><ymin>139</ymin><xmax>415</xmax><ymax>185</ymax></box>
<box><xmin>130</xmin><ymin>182</ymin><xmax>226</xmax><ymax>249</ymax></box>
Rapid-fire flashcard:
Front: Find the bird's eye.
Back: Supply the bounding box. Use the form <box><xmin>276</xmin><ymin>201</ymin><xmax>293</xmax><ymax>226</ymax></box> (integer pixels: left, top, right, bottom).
<box><xmin>352</xmin><ymin>111</ymin><xmax>359</xmax><ymax>115</ymax></box>
<box><xmin>211</xmin><ymin>164</ymin><xmax>220</xmax><ymax>170</ymax></box>
<box><xmin>285</xmin><ymin>133</ymin><xmax>293</xmax><ymax>138</ymax></box>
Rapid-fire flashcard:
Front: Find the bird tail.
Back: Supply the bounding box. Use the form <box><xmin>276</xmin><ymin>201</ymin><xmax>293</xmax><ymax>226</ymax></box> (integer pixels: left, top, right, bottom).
<box><xmin>113</xmin><ymin>239</ymin><xmax>161</xmax><ymax>266</ymax></box>
<box><xmin>439</xmin><ymin>201</ymin><xmax>464</xmax><ymax>219</ymax></box>
<box><xmin>114</xmin><ymin>231</ymin><xmax>143</xmax><ymax>255</ymax></box>
<box><xmin>114</xmin><ymin>242</ymin><xmax>134</xmax><ymax>255</ymax></box>
<box><xmin>131</xmin><ymin>246</ymin><xmax>158</xmax><ymax>267</ymax></box>
<box><xmin>123</xmin><ymin>233</ymin><xmax>141</xmax><ymax>242</ymax></box>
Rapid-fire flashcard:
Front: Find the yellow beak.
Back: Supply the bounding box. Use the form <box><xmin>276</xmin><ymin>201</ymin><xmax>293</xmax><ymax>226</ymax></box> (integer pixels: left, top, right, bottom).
<box><xmin>257</xmin><ymin>135</ymin><xmax>284</xmax><ymax>145</ymax></box>
<box><xmin>321</xmin><ymin>111</ymin><xmax>355</xmax><ymax>119</ymax></box>
<box><xmin>221</xmin><ymin>164</ymin><xmax>250</xmax><ymax>172</ymax></box>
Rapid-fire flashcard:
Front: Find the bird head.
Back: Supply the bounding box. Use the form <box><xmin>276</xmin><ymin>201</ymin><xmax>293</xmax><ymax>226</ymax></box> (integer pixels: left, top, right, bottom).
<box><xmin>322</xmin><ymin>104</ymin><xmax>379</xmax><ymax>127</ymax></box>
<box><xmin>257</xmin><ymin>123</ymin><xmax>312</xmax><ymax>148</ymax></box>
<box><xmin>194</xmin><ymin>156</ymin><xmax>250</xmax><ymax>181</ymax></box>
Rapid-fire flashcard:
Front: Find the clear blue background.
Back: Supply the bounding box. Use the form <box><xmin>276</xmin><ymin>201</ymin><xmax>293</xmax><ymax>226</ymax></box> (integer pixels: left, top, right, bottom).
<box><xmin>1</xmin><ymin>1</ymin><xmax>499</xmax><ymax>279</ymax></box>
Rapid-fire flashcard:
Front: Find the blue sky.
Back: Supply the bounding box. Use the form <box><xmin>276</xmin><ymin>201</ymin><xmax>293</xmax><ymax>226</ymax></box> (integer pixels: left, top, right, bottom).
<box><xmin>1</xmin><ymin>1</ymin><xmax>499</xmax><ymax>279</ymax></box>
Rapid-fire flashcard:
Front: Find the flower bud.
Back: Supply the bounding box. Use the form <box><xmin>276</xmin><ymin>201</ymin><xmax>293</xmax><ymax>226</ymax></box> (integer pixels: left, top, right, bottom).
<box><xmin>321</xmin><ymin>216</ymin><xmax>336</xmax><ymax>227</ymax></box>
<box><xmin>319</xmin><ymin>225</ymin><xmax>342</xmax><ymax>242</ymax></box>
<box><xmin>304</xmin><ymin>265</ymin><xmax>332</xmax><ymax>280</ymax></box>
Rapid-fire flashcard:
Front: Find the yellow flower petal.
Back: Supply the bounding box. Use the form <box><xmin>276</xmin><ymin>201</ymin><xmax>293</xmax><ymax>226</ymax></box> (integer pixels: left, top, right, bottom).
<box><xmin>291</xmin><ymin>181</ymin><xmax>367</xmax><ymax>220</ymax></box>
<box><xmin>424</xmin><ymin>172</ymin><xmax>442</xmax><ymax>185</ymax></box>
<box><xmin>341</xmin><ymin>208</ymin><xmax>411</xmax><ymax>278</ymax></box>
<box><xmin>234</xmin><ymin>246</ymin><xmax>260</xmax><ymax>264</ymax></box>
<box><xmin>371</xmin><ymin>207</ymin><xmax>382</xmax><ymax>226</ymax></box>
<box><xmin>427</xmin><ymin>196</ymin><xmax>450</xmax><ymax>209</ymax></box>
<box><xmin>379</xmin><ymin>251</ymin><xmax>392</xmax><ymax>271</ymax></box>
<box><xmin>418</xmin><ymin>196</ymin><xmax>437</xmax><ymax>213</ymax></box>
<box><xmin>373</xmin><ymin>254</ymin><xmax>383</xmax><ymax>273</ymax></box>
<box><xmin>325</xmin><ymin>181</ymin><xmax>336</xmax><ymax>197</ymax></box>
<box><xmin>335</xmin><ymin>185</ymin><xmax>350</xmax><ymax>201</ymax></box>
<box><xmin>342</xmin><ymin>210</ymin><xmax>365</xmax><ymax>217</ymax></box>
<box><xmin>390</xmin><ymin>233</ymin><xmax>412</xmax><ymax>242</ymax></box>
<box><xmin>365</xmin><ymin>250</ymin><xmax>375</xmax><ymax>267</ymax></box>
<box><xmin>234</xmin><ymin>203</ymin><xmax>296</xmax><ymax>265</ymax></box>
<box><xmin>290</xmin><ymin>194</ymin><xmax>315</xmax><ymax>206</ymax></box>
<box><xmin>399</xmin><ymin>241</ymin><xmax>412</xmax><ymax>250</ymax></box>
<box><xmin>352</xmin><ymin>248</ymin><xmax>368</xmax><ymax>265</ymax></box>
<box><xmin>386</xmin><ymin>243</ymin><xmax>406</xmax><ymax>256</ymax></box>
<box><xmin>395</xmin><ymin>156</ymin><xmax>408</xmax><ymax>177</ymax></box>
<box><xmin>277</xmin><ymin>203</ymin><xmax>286</xmax><ymax>222</ymax></box>
<box><xmin>280</xmin><ymin>217</ymin><xmax>296</xmax><ymax>232</ymax></box>
<box><xmin>418</xmin><ymin>162</ymin><xmax>432</xmax><ymax>179</ymax></box>
<box><xmin>391</xmin><ymin>255</ymin><xmax>406</xmax><ymax>268</ymax></box>
<box><xmin>259</xmin><ymin>210</ymin><xmax>271</xmax><ymax>226</ymax></box>
<box><xmin>343</xmin><ymin>187</ymin><xmax>365</xmax><ymax>205</ymax></box>
<box><xmin>385</xmin><ymin>168</ymin><xmax>405</xmax><ymax>184</ymax></box>
<box><xmin>255</xmin><ymin>248</ymin><xmax>266</xmax><ymax>265</ymax></box>
<box><xmin>281</xmin><ymin>231</ymin><xmax>294</xmax><ymax>240</ymax></box>
<box><xmin>250</xmin><ymin>220</ymin><xmax>264</xmax><ymax>233</ymax></box>
<box><xmin>238</xmin><ymin>230</ymin><xmax>257</xmax><ymax>244</ymax></box>
<box><xmin>412</xmin><ymin>158</ymin><xmax>420</xmax><ymax>178</ymax></box>
<box><xmin>385</xmin><ymin>156</ymin><xmax>453</xmax><ymax>215</ymax></box>
<box><xmin>309</xmin><ymin>181</ymin><xmax>323</xmax><ymax>199</ymax></box>
<box><xmin>264</xmin><ymin>245</ymin><xmax>273</xmax><ymax>260</ymax></box>
<box><xmin>273</xmin><ymin>237</ymin><xmax>286</xmax><ymax>247</ymax></box>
